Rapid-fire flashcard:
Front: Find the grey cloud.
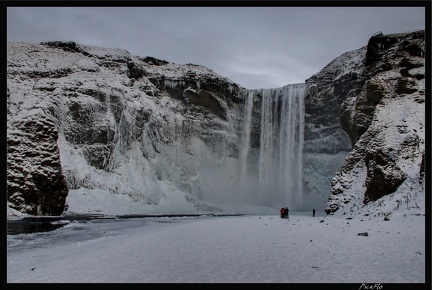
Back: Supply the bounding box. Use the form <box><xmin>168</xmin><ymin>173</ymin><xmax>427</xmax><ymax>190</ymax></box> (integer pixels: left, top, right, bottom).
<box><xmin>7</xmin><ymin>6</ymin><xmax>425</xmax><ymax>89</ymax></box>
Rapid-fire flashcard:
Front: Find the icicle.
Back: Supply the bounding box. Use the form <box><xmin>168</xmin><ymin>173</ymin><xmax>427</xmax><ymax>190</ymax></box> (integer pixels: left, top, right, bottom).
<box><xmin>163</xmin><ymin>80</ymin><xmax>185</xmax><ymax>89</ymax></box>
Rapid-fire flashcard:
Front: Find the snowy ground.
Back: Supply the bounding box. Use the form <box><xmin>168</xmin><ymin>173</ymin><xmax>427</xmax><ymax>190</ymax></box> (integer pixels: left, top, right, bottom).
<box><xmin>7</xmin><ymin>210</ymin><xmax>425</xmax><ymax>283</ymax></box>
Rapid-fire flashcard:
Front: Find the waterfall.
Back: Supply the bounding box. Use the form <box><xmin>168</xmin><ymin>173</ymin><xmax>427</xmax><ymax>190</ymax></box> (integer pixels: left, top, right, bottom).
<box><xmin>239</xmin><ymin>83</ymin><xmax>305</xmax><ymax>210</ymax></box>
<box><xmin>258</xmin><ymin>89</ymin><xmax>275</xmax><ymax>200</ymax></box>
<box><xmin>278</xmin><ymin>84</ymin><xmax>305</xmax><ymax>208</ymax></box>
<box><xmin>239</xmin><ymin>90</ymin><xmax>254</xmax><ymax>182</ymax></box>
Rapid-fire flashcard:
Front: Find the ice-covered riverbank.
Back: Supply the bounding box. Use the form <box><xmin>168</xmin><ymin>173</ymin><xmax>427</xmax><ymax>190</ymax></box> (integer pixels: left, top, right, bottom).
<box><xmin>7</xmin><ymin>211</ymin><xmax>425</xmax><ymax>283</ymax></box>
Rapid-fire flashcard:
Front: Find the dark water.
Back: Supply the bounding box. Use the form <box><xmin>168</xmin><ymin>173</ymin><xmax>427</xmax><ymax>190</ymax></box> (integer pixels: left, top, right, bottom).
<box><xmin>7</xmin><ymin>219</ymin><xmax>66</xmax><ymax>235</ymax></box>
<box><xmin>7</xmin><ymin>213</ymin><xmax>244</xmax><ymax>235</ymax></box>
<box><xmin>6</xmin><ymin>215</ymin><xmax>103</xmax><ymax>235</ymax></box>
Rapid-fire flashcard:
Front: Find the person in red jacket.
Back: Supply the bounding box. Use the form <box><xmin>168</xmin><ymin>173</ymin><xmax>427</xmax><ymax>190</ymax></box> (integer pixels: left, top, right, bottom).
<box><xmin>280</xmin><ymin>207</ymin><xmax>289</xmax><ymax>219</ymax></box>
<box><xmin>280</xmin><ymin>207</ymin><xmax>286</xmax><ymax>218</ymax></box>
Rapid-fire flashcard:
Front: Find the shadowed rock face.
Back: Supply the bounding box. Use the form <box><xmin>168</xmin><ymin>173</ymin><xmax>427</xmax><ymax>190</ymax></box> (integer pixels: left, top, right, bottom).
<box><xmin>305</xmin><ymin>60</ymin><xmax>365</xmax><ymax>149</ymax></box>
<box><xmin>7</xmin><ymin>114</ymin><xmax>68</xmax><ymax>215</ymax></box>
<box><xmin>363</xmin><ymin>147</ymin><xmax>407</xmax><ymax>203</ymax></box>
<box><xmin>302</xmin><ymin>44</ymin><xmax>366</xmax><ymax>202</ymax></box>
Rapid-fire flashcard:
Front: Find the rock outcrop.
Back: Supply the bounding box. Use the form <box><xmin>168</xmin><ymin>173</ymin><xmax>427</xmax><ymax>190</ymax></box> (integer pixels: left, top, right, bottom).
<box><xmin>323</xmin><ymin>30</ymin><xmax>425</xmax><ymax>216</ymax></box>
<box><xmin>7</xmin><ymin>112</ymin><xmax>68</xmax><ymax>215</ymax></box>
<box><xmin>302</xmin><ymin>46</ymin><xmax>365</xmax><ymax>202</ymax></box>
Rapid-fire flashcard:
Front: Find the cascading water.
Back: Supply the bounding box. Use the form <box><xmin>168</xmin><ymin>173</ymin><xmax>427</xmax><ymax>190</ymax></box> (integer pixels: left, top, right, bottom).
<box><xmin>239</xmin><ymin>83</ymin><xmax>305</xmax><ymax>210</ymax></box>
<box><xmin>239</xmin><ymin>90</ymin><xmax>255</xmax><ymax>182</ymax></box>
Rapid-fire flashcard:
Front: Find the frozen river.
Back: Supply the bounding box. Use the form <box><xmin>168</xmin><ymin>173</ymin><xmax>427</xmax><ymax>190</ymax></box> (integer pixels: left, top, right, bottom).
<box><xmin>7</xmin><ymin>211</ymin><xmax>425</xmax><ymax>283</ymax></box>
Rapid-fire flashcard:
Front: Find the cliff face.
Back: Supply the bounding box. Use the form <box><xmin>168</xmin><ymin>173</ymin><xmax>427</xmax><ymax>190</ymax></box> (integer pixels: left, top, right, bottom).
<box><xmin>7</xmin><ymin>30</ymin><xmax>426</xmax><ymax>217</ymax></box>
<box><xmin>7</xmin><ymin>41</ymin><xmax>245</xmax><ymax>215</ymax></box>
<box><xmin>302</xmin><ymin>46</ymin><xmax>366</xmax><ymax>204</ymax></box>
<box><xmin>322</xmin><ymin>30</ymin><xmax>425</xmax><ymax>216</ymax></box>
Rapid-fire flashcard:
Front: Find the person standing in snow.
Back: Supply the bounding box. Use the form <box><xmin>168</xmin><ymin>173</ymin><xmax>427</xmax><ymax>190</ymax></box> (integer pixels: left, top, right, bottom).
<box><xmin>313</xmin><ymin>208</ymin><xmax>316</xmax><ymax>217</ymax></box>
<box><xmin>286</xmin><ymin>207</ymin><xmax>289</xmax><ymax>219</ymax></box>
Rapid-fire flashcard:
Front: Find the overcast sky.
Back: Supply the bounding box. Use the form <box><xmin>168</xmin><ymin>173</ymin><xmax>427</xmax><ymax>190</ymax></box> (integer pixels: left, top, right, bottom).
<box><xmin>7</xmin><ymin>6</ymin><xmax>426</xmax><ymax>89</ymax></box>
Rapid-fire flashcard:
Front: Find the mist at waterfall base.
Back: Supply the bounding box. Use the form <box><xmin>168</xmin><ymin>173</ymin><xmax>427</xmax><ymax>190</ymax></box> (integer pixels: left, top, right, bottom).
<box><xmin>200</xmin><ymin>83</ymin><xmax>326</xmax><ymax>213</ymax></box>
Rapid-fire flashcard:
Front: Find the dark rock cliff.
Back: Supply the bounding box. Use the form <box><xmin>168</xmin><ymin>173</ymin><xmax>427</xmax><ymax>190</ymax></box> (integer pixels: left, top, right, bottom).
<box><xmin>322</xmin><ymin>30</ymin><xmax>425</xmax><ymax>215</ymax></box>
<box><xmin>7</xmin><ymin>113</ymin><xmax>68</xmax><ymax>215</ymax></box>
<box><xmin>302</xmin><ymin>46</ymin><xmax>365</xmax><ymax>202</ymax></box>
